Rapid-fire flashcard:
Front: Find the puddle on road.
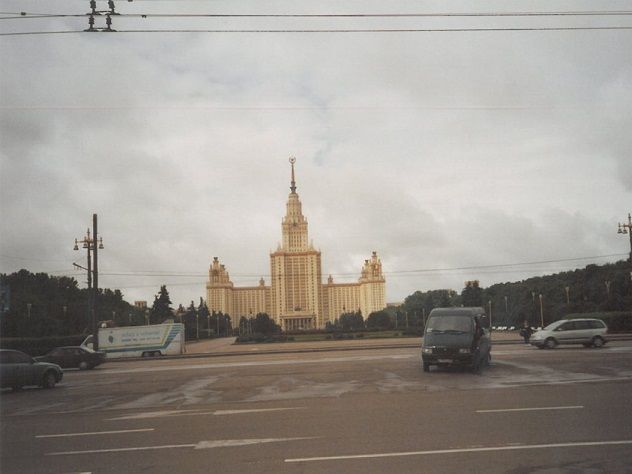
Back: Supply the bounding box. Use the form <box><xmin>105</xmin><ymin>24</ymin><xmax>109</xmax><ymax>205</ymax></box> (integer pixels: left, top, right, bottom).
<box><xmin>114</xmin><ymin>376</ymin><xmax>223</xmax><ymax>409</ymax></box>
<box><xmin>246</xmin><ymin>376</ymin><xmax>360</xmax><ymax>402</ymax></box>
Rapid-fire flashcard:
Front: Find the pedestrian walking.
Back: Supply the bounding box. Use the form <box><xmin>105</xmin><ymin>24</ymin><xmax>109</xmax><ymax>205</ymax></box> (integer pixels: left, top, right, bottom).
<box><xmin>519</xmin><ymin>320</ymin><xmax>533</xmax><ymax>344</ymax></box>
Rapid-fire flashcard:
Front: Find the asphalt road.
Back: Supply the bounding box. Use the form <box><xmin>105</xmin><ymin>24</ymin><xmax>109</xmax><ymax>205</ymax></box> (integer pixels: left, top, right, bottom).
<box><xmin>2</xmin><ymin>341</ymin><xmax>632</xmax><ymax>473</ymax></box>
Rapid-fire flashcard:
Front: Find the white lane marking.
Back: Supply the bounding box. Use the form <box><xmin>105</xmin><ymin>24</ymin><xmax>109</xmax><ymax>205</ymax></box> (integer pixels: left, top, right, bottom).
<box><xmin>107</xmin><ymin>409</ymin><xmax>206</xmax><ymax>420</ymax></box>
<box><xmin>47</xmin><ymin>437</ymin><xmax>317</xmax><ymax>456</ymax></box>
<box><xmin>107</xmin><ymin>406</ymin><xmax>304</xmax><ymax>420</ymax></box>
<box><xmin>214</xmin><ymin>407</ymin><xmax>305</xmax><ymax>415</ymax></box>
<box><xmin>285</xmin><ymin>439</ymin><xmax>632</xmax><ymax>463</ymax></box>
<box><xmin>195</xmin><ymin>437</ymin><xmax>316</xmax><ymax>449</ymax></box>
<box><xmin>48</xmin><ymin>443</ymin><xmax>194</xmax><ymax>456</ymax></box>
<box><xmin>102</xmin><ymin>354</ymin><xmax>414</xmax><ymax>375</ymax></box>
<box><xmin>36</xmin><ymin>428</ymin><xmax>154</xmax><ymax>438</ymax></box>
<box><xmin>476</xmin><ymin>405</ymin><xmax>583</xmax><ymax>413</ymax></box>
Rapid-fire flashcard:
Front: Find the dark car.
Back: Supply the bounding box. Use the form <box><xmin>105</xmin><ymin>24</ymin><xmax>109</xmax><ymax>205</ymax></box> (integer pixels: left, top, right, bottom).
<box><xmin>421</xmin><ymin>307</ymin><xmax>492</xmax><ymax>372</ymax></box>
<box><xmin>0</xmin><ymin>349</ymin><xmax>63</xmax><ymax>390</ymax></box>
<box><xmin>35</xmin><ymin>346</ymin><xmax>105</xmax><ymax>370</ymax></box>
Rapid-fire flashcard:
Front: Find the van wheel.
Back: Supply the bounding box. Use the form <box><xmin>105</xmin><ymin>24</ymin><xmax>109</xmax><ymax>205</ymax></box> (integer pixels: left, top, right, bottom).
<box><xmin>592</xmin><ymin>337</ymin><xmax>604</xmax><ymax>348</ymax></box>
<box><xmin>544</xmin><ymin>338</ymin><xmax>557</xmax><ymax>349</ymax></box>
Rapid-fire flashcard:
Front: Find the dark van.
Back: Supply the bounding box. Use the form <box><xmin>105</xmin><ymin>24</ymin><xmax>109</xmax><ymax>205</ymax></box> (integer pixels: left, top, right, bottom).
<box><xmin>421</xmin><ymin>307</ymin><xmax>492</xmax><ymax>372</ymax></box>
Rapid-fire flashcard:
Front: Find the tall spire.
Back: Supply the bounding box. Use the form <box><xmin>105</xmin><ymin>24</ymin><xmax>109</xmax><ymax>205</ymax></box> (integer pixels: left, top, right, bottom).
<box><xmin>289</xmin><ymin>156</ymin><xmax>297</xmax><ymax>193</ymax></box>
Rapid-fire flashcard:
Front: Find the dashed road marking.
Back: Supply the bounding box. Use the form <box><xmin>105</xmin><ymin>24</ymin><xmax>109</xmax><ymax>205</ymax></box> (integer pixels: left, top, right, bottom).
<box><xmin>36</xmin><ymin>428</ymin><xmax>154</xmax><ymax>438</ymax></box>
<box><xmin>285</xmin><ymin>439</ymin><xmax>632</xmax><ymax>463</ymax></box>
<box><xmin>47</xmin><ymin>437</ymin><xmax>317</xmax><ymax>456</ymax></box>
<box><xmin>476</xmin><ymin>405</ymin><xmax>583</xmax><ymax>413</ymax></box>
<box><xmin>107</xmin><ymin>406</ymin><xmax>304</xmax><ymax>420</ymax></box>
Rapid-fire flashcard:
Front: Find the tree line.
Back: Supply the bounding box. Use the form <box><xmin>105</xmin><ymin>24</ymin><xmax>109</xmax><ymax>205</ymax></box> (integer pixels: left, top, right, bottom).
<box><xmin>2</xmin><ymin>259</ymin><xmax>630</xmax><ymax>338</ymax></box>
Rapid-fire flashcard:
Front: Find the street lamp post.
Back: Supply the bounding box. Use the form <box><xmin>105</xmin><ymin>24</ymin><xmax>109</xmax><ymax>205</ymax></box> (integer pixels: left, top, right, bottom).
<box><xmin>539</xmin><ymin>294</ymin><xmax>544</xmax><ymax>328</ymax></box>
<box><xmin>74</xmin><ymin>215</ymin><xmax>103</xmax><ymax>350</ymax></box>
<box><xmin>488</xmin><ymin>300</ymin><xmax>492</xmax><ymax>329</ymax></box>
<box><xmin>617</xmin><ymin>213</ymin><xmax>632</xmax><ymax>262</ymax></box>
<box><xmin>196</xmin><ymin>313</ymin><xmax>199</xmax><ymax>339</ymax></box>
<box><xmin>565</xmin><ymin>286</ymin><xmax>570</xmax><ymax>305</ymax></box>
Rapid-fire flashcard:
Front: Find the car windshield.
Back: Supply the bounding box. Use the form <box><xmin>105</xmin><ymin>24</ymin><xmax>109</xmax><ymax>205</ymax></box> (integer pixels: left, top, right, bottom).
<box><xmin>426</xmin><ymin>315</ymin><xmax>472</xmax><ymax>334</ymax></box>
<box><xmin>542</xmin><ymin>320</ymin><xmax>563</xmax><ymax>331</ymax></box>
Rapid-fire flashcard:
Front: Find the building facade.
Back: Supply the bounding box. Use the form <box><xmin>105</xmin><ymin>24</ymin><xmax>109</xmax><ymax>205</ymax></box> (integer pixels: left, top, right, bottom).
<box><xmin>206</xmin><ymin>159</ymin><xmax>385</xmax><ymax>330</ymax></box>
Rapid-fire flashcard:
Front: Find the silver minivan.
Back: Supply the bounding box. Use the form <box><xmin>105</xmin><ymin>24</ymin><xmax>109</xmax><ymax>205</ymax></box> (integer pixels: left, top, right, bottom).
<box><xmin>530</xmin><ymin>318</ymin><xmax>608</xmax><ymax>349</ymax></box>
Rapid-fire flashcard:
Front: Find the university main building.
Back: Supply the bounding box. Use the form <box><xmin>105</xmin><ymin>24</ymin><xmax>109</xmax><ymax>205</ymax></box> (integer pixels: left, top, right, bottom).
<box><xmin>206</xmin><ymin>159</ymin><xmax>386</xmax><ymax>331</ymax></box>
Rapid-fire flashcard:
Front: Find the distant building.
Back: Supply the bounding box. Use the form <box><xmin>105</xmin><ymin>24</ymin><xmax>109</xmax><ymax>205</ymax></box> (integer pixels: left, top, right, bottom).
<box><xmin>134</xmin><ymin>301</ymin><xmax>147</xmax><ymax>309</ymax></box>
<box><xmin>206</xmin><ymin>159</ymin><xmax>386</xmax><ymax>330</ymax></box>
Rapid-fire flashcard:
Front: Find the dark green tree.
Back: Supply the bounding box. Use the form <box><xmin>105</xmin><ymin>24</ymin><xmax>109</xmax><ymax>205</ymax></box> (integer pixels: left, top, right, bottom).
<box><xmin>252</xmin><ymin>313</ymin><xmax>279</xmax><ymax>336</ymax></box>
<box><xmin>197</xmin><ymin>298</ymin><xmax>210</xmax><ymax>337</ymax></box>
<box><xmin>182</xmin><ymin>301</ymin><xmax>197</xmax><ymax>339</ymax></box>
<box><xmin>461</xmin><ymin>280</ymin><xmax>483</xmax><ymax>307</ymax></box>
<box><xmin>150</xmin><ymin>285</ymin><xmax>173</xmax><ymax>324</ymax></box>
<box><xmin>366</xmin><ymin>310</ymin><xmax>394</xmax><ymax>330</ymax></box>
<box><xmin>338</xmin><ymin>311</ymin><xmax>364</xmax><ymax>331</ymax></box>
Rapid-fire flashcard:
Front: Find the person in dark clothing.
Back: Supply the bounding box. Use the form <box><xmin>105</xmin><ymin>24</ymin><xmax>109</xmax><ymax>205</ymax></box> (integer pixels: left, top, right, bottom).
<box><xmin>520</xmin><ymin>320</ymin><xmax>533</xmax><ymax>344</ymax></box>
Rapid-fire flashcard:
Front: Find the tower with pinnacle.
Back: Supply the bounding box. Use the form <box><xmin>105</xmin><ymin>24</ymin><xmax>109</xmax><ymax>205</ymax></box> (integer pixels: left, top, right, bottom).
<box><xmin>206</xmin><ymin>158</ymin><xmax>385</xmax><ymax>330</ymax></box>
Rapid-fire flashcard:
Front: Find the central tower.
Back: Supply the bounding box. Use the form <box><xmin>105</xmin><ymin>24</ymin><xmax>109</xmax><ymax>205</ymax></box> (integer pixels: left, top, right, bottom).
<box><xmin>269</xmin><ymin>158</ymin><xmax>323</xmax><ymax>330</ymax></box>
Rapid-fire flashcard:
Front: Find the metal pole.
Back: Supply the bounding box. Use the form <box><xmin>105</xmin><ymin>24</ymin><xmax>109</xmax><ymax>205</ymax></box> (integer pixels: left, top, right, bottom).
<box><xmin>216</xmin><ymin>313</ymin><xmax>220</xmax><ymax>337</ymax></box>
<box><xmin>86</xmin><ymin>234</ymin><xmax>92</xmax><ymax>290</ymax></box>
<box><xmin>488</xmin><ymin>300</ymin><xmax>492</xmax><ymax>329</ymax></box>
<box><xmin>92</xmin><ymin>214</ymin><xmax>99</xmax><ymax>351</ymax></box>
<box><xmin>196</xmin><ymin>314</ymin><xmax>199</xmax><ymax>339</ymax></box>
<box><xmin>539</xmin><ymin>294</ymin><xmax>544</xmax><ymax>328</ymax></box>
<box><xmin>628</xmin><ymin>213</ymin><xmax>632</xmax><ymax>263</ymax></box>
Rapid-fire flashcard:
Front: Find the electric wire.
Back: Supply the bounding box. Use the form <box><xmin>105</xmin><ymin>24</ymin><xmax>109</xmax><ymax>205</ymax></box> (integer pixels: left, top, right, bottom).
<box><xmin>39</xmin><ymin>252</ymin><xmax>628</xmax><ymax>279</ymax></box>
<box><xmin>3</xmin><ymin>10</ymin><xmax>632</xmax><ymax>19</ymax></box>
<box><xmin>4</xmin><ymin>26</ymin><xmax>632</xmax><ymax>36</ymax></box>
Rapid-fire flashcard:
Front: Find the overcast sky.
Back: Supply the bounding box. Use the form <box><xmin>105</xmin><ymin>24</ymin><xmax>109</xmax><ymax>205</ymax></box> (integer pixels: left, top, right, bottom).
<box><xmin>1</xmin><ymin>0</ymin><xmax>631</xmax><ymax>309</ymax></box>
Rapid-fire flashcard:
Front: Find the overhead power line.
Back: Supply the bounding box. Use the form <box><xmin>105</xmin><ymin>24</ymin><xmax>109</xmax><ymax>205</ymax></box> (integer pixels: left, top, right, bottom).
<box><xmin>3</xmin><ymin>10</ymin><xmax>632</xmax><ymax>20</ymax></box>
<box><xmin>4</xmin><ymin>26</ymin><xmax>632</xmax><ymax>36</ymax></box>
<box><xmin>46</xmin><ymin>252</ymin><xmax>627</xmax><ymax>279</ymax></box>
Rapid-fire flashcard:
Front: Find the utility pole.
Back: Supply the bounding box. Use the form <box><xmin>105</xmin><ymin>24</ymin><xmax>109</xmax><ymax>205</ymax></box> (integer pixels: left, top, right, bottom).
<box><xmin>92</xmin><ymin>214</ymin><xmax>100</xmax><ymax>350</ymax></box>
<box><xmin>617</xmin><ymin>213</ymin><xmax>632</xmax><ymax>262</ymax></box>
<box><xmin>74</xmin><ymin>218</ymin><xmax>103</xmax><ymax>348</ymax></box>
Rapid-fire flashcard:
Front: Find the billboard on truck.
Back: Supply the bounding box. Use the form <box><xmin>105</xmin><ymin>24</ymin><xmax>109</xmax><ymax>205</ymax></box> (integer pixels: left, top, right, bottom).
<box><xmin>88</xmin><ymin>323</ymin><xmax>184</xmax><ymax>358</ymax></box>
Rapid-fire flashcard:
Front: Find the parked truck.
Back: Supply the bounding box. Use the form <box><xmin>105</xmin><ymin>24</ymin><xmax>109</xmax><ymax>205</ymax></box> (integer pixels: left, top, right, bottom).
<box><xmin>81</xmin><ymin>323</ymin><xmax>185</xmax><ymax>358</ymax></box>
